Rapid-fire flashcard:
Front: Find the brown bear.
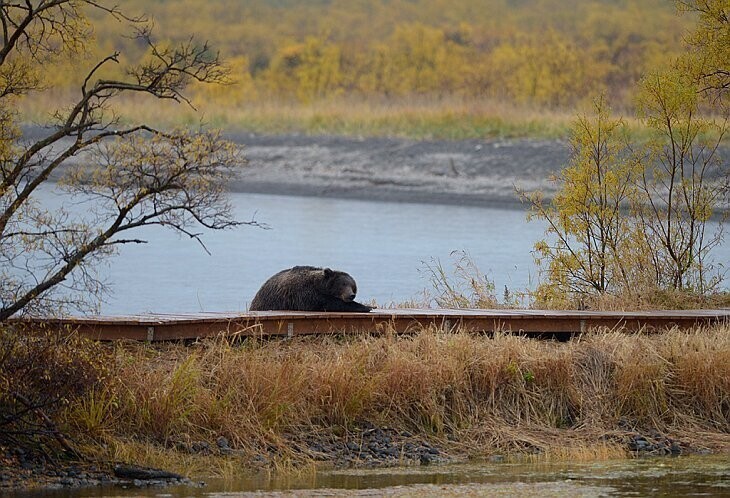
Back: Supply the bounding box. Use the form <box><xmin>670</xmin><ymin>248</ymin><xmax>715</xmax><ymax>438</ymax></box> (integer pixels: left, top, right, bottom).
<box><xmin>249</xmin><ymin>266</ymin><xmax>373</xmax><ymax>312</ymax></box>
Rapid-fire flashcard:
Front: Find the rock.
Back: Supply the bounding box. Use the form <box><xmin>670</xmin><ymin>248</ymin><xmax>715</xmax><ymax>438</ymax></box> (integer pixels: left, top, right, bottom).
<box><xmin>216</xmin><ymin>436</ymin><xmax>230</xmax><ymax>449</ymax></box>
<box><xmin>420</xmin><ymin>454</ymin><xmax>432</xmax><ymax>465</ymax></box>
<box><xmin>191</xmin><ymin>441</ymin><xmax>211</xmax><ymax>454</ymax></box>
<box><xmin>113</xmin><ymin>464</ymin><xmax>185</xmax><ymax>481</ymax></box>
<box><xmin>384</xmin><ymin>447</ymin><xmax>399</xmax><ymax>457</ymax></box>
<box><xmin>628</xmin><ymin>435</ymin><xmax>650</xmax><ymax>451</ymax></box>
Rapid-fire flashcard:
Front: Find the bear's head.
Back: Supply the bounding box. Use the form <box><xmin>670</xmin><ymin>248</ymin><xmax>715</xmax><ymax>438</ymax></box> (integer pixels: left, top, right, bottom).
<box><xmin>322</xmin><ymin>268</ymin><xmax>358</xmax><ymax>302</ymax></box>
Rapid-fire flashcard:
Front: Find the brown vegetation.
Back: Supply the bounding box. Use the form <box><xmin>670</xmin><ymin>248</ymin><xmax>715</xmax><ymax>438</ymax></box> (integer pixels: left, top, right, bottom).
<box><xmin>0</xmin><ymin>328</ymin><xmax>109</xmax><ymax>458</ymax></box>
<box><xmin>3</xmin><ymin>323</ymin><xmax>727</xmax><ymax>478</ymax></box>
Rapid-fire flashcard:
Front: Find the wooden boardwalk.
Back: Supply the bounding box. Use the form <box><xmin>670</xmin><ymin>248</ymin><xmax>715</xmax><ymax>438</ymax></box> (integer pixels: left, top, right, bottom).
<box><xmin>8</xmin><ymin>308</ymin><xmax>730</xmax><ymax>342</ymax></box>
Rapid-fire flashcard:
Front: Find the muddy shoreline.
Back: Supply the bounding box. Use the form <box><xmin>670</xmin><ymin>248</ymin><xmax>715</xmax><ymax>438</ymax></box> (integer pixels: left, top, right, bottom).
<box><xmin>23</xmin><ymin>126</ymin><xmax>570</xmax><ymax>208</ymax></box>
<box><xmin>1</xmin><ymin>424</ymin><xmax>724</xmax><ymax>494</ymax></box>
<box><xmin>226</xmin><ymin>133</ymin><xmax>570</xmax><ymax>208</ymax></box>
<box><xmin>23</xmin><ymin>127</ymin><xmax>730</xmax><ymax>212</ymax></box>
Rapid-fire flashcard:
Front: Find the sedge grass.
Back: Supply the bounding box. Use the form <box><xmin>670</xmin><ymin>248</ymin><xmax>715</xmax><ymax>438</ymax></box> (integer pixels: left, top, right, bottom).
<box><xmin>55</xmin><ymin>323</ymin><xmax>730</xmax><ymax>478</ymax></box>
<box><xmin>18</xmin><ymin>92</ymin><xmax>584</xmax><ymax>141</ymax></box>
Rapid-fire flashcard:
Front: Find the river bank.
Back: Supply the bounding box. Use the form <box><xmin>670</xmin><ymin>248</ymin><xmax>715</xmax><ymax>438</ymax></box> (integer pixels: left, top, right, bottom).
<box><xmin>225</xmin><ymin>133</ymin><xmax>570</xmax><ymax>208</ymax></box>
<box><xmin>0</xmin><ymin>425</ymin><xmax>718</xmax><ymax>492</ymax></box>
<box><xmin>2</xmin><ymin>324</ymin><xmax>729</xmax><ymax>493</ymax></box>
<box><xmin>25</xmin><ymin>126</ymin><xmax>730</xmax><ymax>213</ymax></box>
<box><xmin>23</xmin><ymin>126</ymin><xmax>570</xmax><ymax>208</ymax></box>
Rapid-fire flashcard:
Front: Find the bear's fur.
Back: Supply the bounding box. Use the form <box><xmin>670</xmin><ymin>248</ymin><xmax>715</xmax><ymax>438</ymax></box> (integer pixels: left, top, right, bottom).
<box><xmin>249</xmin><ymin>266</ymin><xmax>373</xmax><ymax>312</ymax></box>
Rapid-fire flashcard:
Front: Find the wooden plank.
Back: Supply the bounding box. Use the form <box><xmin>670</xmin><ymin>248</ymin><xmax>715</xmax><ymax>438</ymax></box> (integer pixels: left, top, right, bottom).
<box><xmin>6</xmin><ymin>308</ymin><xmax>729</xmax><ymax>342</ymax></box>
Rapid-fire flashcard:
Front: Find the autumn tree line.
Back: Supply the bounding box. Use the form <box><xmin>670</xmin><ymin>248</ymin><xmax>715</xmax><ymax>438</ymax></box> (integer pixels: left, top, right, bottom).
<box><xmin>43</xmin><ymin>0</ymin><xmax>691</xmax><ymax>108</ymax></box>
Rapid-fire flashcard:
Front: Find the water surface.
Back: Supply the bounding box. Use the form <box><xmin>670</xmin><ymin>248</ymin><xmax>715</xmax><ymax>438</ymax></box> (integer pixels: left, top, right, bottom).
<box><xmin>68</xmin><ymin>192</ymin><xmax>549</xmax><ymax>314</ymax></box>
<box><xmin>35</xmin><ymin>189</ymin><xmax>730</xmax><ymax>314</ymax></box>
<box><xmin>9</xmin><ymin>456</ymin><xmax>730</xmax><ymax>497</ymax></box>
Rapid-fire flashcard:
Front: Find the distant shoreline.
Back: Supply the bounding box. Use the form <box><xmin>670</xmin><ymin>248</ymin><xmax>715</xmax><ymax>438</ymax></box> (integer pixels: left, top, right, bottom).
<box><xmin>227</xmin><ymin>177</ymin><xmax>530</xmax><ymax>210</ymax></box>
<box><xmin>225</xmin><ymin>132</ymin><xmax>569</xmax><ymax>208</ymax></box>
<box><xmin>28</xmin><ymin>126</ymin><xmax>569</xmax><ymax>209</ymax></box>
<box><xmin>26</xmin><ymin>128</ymin><xmax>729</xmax><ymax>215</ymax></box>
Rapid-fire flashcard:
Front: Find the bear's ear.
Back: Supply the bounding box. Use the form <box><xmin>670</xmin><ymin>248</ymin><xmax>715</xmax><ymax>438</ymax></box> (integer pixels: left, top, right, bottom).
<box><xmin>323</xmin><ymin>268</ymin><xmax>333</xmax><ymax>278</ymax></box>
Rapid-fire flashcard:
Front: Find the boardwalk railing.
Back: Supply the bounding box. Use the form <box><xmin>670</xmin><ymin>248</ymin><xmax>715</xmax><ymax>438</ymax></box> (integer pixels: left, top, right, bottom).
<box><xmin>8</xmin><ymin>308</ymin><xmax>730</xmax><ymax>341</ymax></box>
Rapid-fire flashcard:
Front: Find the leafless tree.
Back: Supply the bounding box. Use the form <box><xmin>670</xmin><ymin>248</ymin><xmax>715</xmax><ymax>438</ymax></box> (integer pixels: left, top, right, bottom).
<box><xmin>0</xmin><ymin>1</ymin><xmax>251</xmax><ymax>320</ymax></box>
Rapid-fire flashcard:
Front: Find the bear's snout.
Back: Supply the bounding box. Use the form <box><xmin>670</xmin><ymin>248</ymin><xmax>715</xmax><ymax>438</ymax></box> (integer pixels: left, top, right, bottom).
<box><xmin>345</xmin><ymin>293</ymin><xmax>356</xmax><ymax>302</ymax></box>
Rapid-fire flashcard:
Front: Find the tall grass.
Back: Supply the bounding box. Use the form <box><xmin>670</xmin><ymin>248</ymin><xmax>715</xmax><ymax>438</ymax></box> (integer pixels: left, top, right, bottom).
<box><xmin>61</xmin><ymin>324</ymin><xmax>730</xmax><ymax>476</ymax></box>
<box><xmin>19</xmin><ymin>92</ymin><xmax>584</xmax><ymax>140</ymax></box>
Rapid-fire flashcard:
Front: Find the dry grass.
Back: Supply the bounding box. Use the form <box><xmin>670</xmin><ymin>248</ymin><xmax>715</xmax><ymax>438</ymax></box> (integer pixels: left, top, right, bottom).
<box><xmin>18</xmin><ymin>86</ymin><xmax>675</xmax><ymax>144</ymax></box>
<box><xmin>586</xmin><ymin>289</ymin><xmax>730</xmax><ymax>312</ymax></box>
<box><xmin>425</xmin><ymin>251</ymin><xmax>730</xmax><ymax>311</ymax></box>
<box><xmin>55</xmin><ymin>323</ymin><xmax>730</xmax><ymax>477</ymax></box>
<box><xmin>19</xmin><ymin>92</ymin><xmax>584</xmax><ymax>140</ymax></box>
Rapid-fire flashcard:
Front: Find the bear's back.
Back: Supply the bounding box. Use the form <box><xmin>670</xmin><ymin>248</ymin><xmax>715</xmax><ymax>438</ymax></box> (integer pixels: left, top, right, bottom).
<box><xmin>249</xmin><ymin>266</ymin><xmax>322</xmax><ymax>311</ymax></box>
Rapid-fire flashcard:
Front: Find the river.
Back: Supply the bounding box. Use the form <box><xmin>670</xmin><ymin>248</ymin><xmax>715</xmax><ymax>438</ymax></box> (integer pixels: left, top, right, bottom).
<box><xmin>33</xmin><ymin>189</ymin><xmax>729</xmax><ymax>314</ymax></box>
<box><xmin>6</xmin><ymin>455</ymin><xmax>730</xmax><ymax>497</ymax></box>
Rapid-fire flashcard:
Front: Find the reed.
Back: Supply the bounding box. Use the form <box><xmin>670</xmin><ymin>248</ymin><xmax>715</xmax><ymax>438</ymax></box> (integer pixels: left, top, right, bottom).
<box><xmin>49</xmin><ymin>323</ymin><xmax>730</xmax><ymax>476</ymax></box>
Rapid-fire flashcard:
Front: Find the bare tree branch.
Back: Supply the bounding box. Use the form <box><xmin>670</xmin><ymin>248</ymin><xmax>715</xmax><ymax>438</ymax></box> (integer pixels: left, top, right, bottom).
<box><xmin>0</xmin><ymin>2</ymin><xmax>246</xmax><ymax>320</ymax></box>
